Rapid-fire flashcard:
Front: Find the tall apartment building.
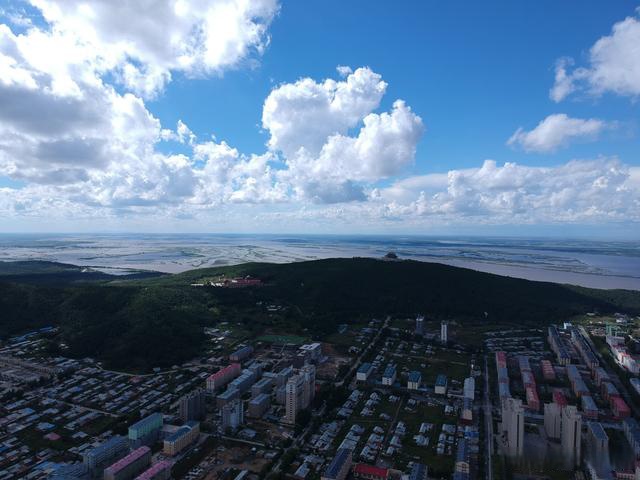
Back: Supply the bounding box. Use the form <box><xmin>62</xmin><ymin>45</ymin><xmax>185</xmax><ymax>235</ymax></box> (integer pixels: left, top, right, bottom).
<box><xmin>561</xmin><ymin>405</ymin><xmax>582</xmax><ymax>469</ymax></box>
<box><xmin>179</xmin><ymin>388</ymin><xmax>206</xmax><ymax>422</ymax></box>
<box><xmin>543</xmin><ymin>402</ymin><xmax>562</xmax><ymax>439</ymax></box>
<box><xmin>284</xmin><ymin>365</ymin><xmax>316</xmax><ymax>424</ymax></box>
<box><xmin>440</xmin><ymin>321</ymin><xmax>448</xmax><ymax>343</ymax></box>
<box><xmin>415</xmin><ymin>315</ymin><xmax>424</xmax><ymax>335</ymax></box>
<box><xmin>285</xmin><ymin>374</ymin><xmax>305</xmax><ymax>424</ymax></box>
<box><xmin>128</xmin><ymin>413</ymin><xmax>163</xmax><ymax>448</ymax></box>
<box><xmin>501</xmin><ymin>397</ymin><xmax>524</xmax><ymax>458</ymax></box>
<box><xmin>222</xmin><ymin>398</ymin><xmax>244</xmax><ymax>432</ymax></box>
<box><xmin>301</xmin><ymin>364</ymin><xmax>316</xmax><ymax>407</ymax></box>
<box><xmin>82</xmin><ymin>435</ymin><xmax>129</xmax><ymax>477</ymax></box>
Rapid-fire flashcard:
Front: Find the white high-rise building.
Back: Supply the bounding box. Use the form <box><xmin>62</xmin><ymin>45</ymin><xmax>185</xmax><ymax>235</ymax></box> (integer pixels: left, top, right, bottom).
<box><xmin>561</xmin><ymin>405</ymin><xmax>582</xmax><ymax>469</ymax></box>
<box><xmin>285</xmin><ymin>374</ymin><xmax>305</xmax><ymax>424</ymax></box>
<box><xmin>544</xmin><ymin>402</ymin><xmax>562</xmax><ymax>439</ymax></box>
<box><xmin>502</xmin><ymin>397</ymin><xmax>524</xmax><ymax>458</ymax></box>
<box><xmin>440</xmin><ymin>321</ymin><xmax>448</xmax><ymax>343</ymax></box>
<box><xmin>285</xmin><ymin>366</ymin><xmax>316</xmax><ymax>425</ymax></box>
<box><xmin>301</xmin><ymin>364</ymin><xmax>316</xmax><ymax>407</ymax></box>
<box><xmin>221</xmin><ymin>398</ymin><xmax>244</xmax><ymax>432</ymax></box>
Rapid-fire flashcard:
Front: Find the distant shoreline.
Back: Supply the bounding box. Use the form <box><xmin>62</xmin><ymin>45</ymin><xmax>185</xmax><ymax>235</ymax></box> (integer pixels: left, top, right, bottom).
<box><xmin>1</xmin><ymin>233</ymin><xmax>639</xmax><ymax>290</ymax></box>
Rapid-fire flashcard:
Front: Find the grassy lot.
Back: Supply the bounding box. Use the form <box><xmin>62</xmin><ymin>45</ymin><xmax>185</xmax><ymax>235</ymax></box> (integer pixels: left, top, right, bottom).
<box><xmin>256</xmin><ymin>334</ymin><xmax>309</xmax><ymax>345</ymax></box>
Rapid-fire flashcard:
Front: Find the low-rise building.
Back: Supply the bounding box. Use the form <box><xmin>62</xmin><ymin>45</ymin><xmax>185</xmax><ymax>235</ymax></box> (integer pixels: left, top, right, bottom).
<box><xmin>435</xmin><ymin>374</ymin><xmax>448</xmax><ymax>395</ymax></box>
<box><xmin>320</xmin><ymin>448</ymin><xmax>352</xmax><ymax>480</ymax></box>
<box><xmin>163</xmin><ymin>422</ymin><xmax>200</xmax><ymax>456</ymax></box>
<box><xmin>407</xmin><ymin>371</ymin><xmax>421</xmax><ymax>390</ymax></box>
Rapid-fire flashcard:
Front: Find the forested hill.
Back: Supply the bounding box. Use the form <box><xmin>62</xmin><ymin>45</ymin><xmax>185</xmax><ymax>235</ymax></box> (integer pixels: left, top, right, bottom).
<box><xmin>1</xmin><ymin>258</ymin><xmax>639</xmax><ymax>372</ymax></box>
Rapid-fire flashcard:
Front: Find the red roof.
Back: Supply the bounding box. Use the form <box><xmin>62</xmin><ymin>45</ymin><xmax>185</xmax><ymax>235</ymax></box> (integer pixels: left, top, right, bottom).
<box><xmin>612</xmin><ymin>396</ymin><xmax>630</xmax><ymax>412</ymax></box>
<box><xmin>207</xmin><ymin>363</ymin><xmax>240</xmax><ymax>380</ymax></box>
<box><xmin>353</xmin><ymin>464</ymin><xmax>388</xmax><ymax>479</ymax></box>
<box><xmin>553</xmin><ymin>389</ymin><xmax>568</xmax><ymax>407</ymax></box>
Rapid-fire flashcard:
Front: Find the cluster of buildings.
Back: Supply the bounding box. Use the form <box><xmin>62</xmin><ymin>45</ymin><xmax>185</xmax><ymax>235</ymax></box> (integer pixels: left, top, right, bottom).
<box><xmin>607</xmin><ymin>335</ymin><xmax>640</xmax><ymax>374</ymax></box>
<box><xmin>494</xmin><ymin>321</ymin><xmax>640</xmax><ymax>477</ymax></box>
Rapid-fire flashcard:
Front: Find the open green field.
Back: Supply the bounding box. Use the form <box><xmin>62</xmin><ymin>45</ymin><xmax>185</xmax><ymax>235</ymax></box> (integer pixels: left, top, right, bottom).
<box><xmin>257</xmin><ymin>334</ymin><xmax>309</xmax><ymax>345</ymax></box>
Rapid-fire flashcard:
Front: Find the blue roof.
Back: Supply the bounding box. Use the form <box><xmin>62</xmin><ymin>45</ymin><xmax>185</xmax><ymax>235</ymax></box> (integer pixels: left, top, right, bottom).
<box><xmin>383</xmin><ymin>365</ymin><xmax>396</xmax><ymax>378</ymax></box>
<box><xmin>581</xmin><ymin>395</ymin><xmax>597</xmax><ymax>411</ymax></box>
<box><xmin>165</xmin><ymin>422</ymin><xmax>198</xmax><ymax>443</ymax></box>
<box><xmin>456</xmin><ymin>439</ymin><xmax>468</xmax><ymax>462</ymax></box>
<box><xmin>409</xmin><ymin>463</ymin><xmax>427</xmax><ymax>480</ymax></box>
<box><xmin>408</xmin><ymin>371</ymin><xmax>421</xmax><ymax>382</ymax></box>
<box><xmin>85</xmin><ymin>436</ymin><xmax>126</xmax><ymax>458</ymax></box>
<box><xmin>324</xmin><ymin>448</ymin><xmax>351</xmax><ymax>479</ymax></box>
<box><xmin>587</xmin><ymin>422</ymin><xmax>608</xmax><ymax>441</ymax></box>
<box><xmin>130</xmin><ymin>412</ymin><xmax>162</xmax><ymax>431</ymax></box>
<box><xmin>435</xmin><ymin>374</ymin><xmax>447</xmax><ymax>386</ymax></box>
<box><xmin>357</xmin><ymin>363</ymin><xmax>372</xmax><ymax>373</ymax></box>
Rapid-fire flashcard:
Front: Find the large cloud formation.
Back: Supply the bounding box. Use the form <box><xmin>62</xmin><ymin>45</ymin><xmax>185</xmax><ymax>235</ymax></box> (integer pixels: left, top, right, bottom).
<box><xmin>551</xmin><ymin>9</ymin><xmax>640</xmax><ymax>101</ymax></box>
<box><xmin>0</xmin><ymin>1</ymin><xmax>637</xmax><ymax>231</ymax></box>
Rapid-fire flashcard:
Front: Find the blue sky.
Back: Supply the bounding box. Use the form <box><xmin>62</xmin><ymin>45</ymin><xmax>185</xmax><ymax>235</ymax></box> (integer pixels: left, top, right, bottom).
<box><xmin>0</xmin><ymin>1</ymin><xmax>638</xmax><ymax>235</ymax></box>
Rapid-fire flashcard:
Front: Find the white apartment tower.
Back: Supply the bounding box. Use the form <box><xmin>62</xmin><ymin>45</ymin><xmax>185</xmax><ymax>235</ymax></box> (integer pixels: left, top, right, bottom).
<box><xmin>285</xmin><ymin>374</ymin><xmax>305</xmax><ymax>424</ymax></box>
<box><xmin>561</xmin><ymin>405</ymin><xmax>582</xmax><ymax>469</ymax></box>
<box><xmin>221</xmin><ymin>398</ymin><xmax>244</xmax><ymax>432</ymax></box>
<box><xmin>285</xmin><ymin>366</ymin><xmax>316</xmax><ymax>424</ymax></box>
<box><xmin>301</xmin><ymin>364</ymin><xmax>316</xmax><ymax>407</ymax></box>
<box><xmin>440</xmin><ymin>321</ymin><xmax>448</xmax><ymax>343</ymax></box>
<box><xmin>544</xmin><ymin>402</ymin><xmax>562</xmax><ymax>439</ymax></box>
<box><xmin>502</xmin><ymin>397</ymin><xmax>524</xmax><ymax>458</ymax></box>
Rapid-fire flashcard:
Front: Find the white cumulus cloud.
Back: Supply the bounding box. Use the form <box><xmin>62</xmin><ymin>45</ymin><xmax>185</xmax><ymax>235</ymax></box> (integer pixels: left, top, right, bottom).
<box><xmin>551</xmin><ymin>10</ymin><xmax>640</xmax><ymax>101</ymax></box>
<box><xmin>507</xmin><ymin>114</ymin><xmax>612</xmax><ymax>153</ymax></box>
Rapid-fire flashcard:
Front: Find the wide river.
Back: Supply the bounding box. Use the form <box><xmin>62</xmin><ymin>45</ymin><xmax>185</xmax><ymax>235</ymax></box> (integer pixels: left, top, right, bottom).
<box><xmin>0</xmin><ymin>234</ymin><xmax>639</xmax><ymax>290</ymax></box>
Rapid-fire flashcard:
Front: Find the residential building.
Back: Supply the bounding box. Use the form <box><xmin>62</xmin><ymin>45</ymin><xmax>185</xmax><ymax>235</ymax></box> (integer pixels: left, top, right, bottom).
<box><xmin>435</xmin><ymin>374</ymin><xmax>448</xmax><ymax>395</ymax></box>
<box><xmin>357</xmin><ymin>363</ymin><xmax>374</xmax><ymax>382</ymax></box>
<box><xmin>104</xmin><ymin>446</ymin><xmax>151</xmax><ymax>480</ymax></box>
<box><xmin>407</xmin><ymin>371</ymin><xmax>421</xmax><ymax>390</ymax></box>
<box><xmin>415</xmin><ymin>315</ymin><xmax>424</xmax><ymax>335</ymax></box>
<box><xmin>179</xmin><ymin>388</ymin><xmax>206</xmax><ymax>422</ymax></box>
<box><xmin>83</xmin><ymin>435</ymin><xmax>129</xmax><ymax>476</ymax></box>
<box><xmin>248</xmin><ymin>393</ymin><xmax>270</xmax><ymax>418</ymax></box>
<box><xmin>382</xmin><ymin>365</ymin><xmax>396</xmax><ymax>386</ymax></box>
<box><xmin>321</xmin><ymin>448</ymin><xmax>352</xmax><ymax>480</ymax></box>
<box><xmin>128</xmin><ymin>413</ymin><xmax>163</xmax><ymax>448</ymax></box>
<box><xmin>440</xmin><ymin>321</ymin><xmax>448</xmax><ymax>343</ymax></box>
<box><xmin>222</xmin><ymin>398</ymin><xmax>244</xmax><ymax>432</ymax></box>
<box><xmin>353</xmin><ymin>463</ymin><xmax>389</xmax><ymax>480</ymax></box>
<box><xmin>544</xmin><ymin>402</ymin><xmax>562</xmax><ymax>439</ymax></box>
<box><xmin>229</xmin><ymin>345</ymin><xmax>254</xmax><ymax>362</ymax></box>
<box><xmin>285</xmin><ymin>374</ymin><xmax>305</xmax><ymax>424</ymax></box>
<box><xmin>561</xmin><ymin>405</ymin><xmax>582</xmax><ymax>469</ymax></box>
<box><xmin>206</xmin><ymin>363</ymin><xmax>241</xmax><ymax>392</ymax></box>
<box><xmin>408</xmin><ymin>463</ymin><xmax>428</xmax><ymax>480</ymax></box>
<box><xmin>463</xmin><ymin>377</ymin><xmax>475</xmax><ymax>400</ymax></box>
<box><xmin>502</xmin><ymin>397</ymin><xmax>524</xmax><ymax>458</ymax></box>
<box><xmin>163</xmin><ymin>421</ymin><xmax>200</xmax><ymax>456</ymax></box>
<box><xmin>134</xmin><ymin>460</ymin><xmax>172</xmax><ymax>480</ymax></box>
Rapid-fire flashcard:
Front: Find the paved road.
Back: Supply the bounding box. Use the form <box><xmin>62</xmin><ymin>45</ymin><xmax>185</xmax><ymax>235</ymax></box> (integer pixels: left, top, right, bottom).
<box><xmin>337</xmin><ymin>316</ymin><xmax>390</xmax><ymax>388</ymax></box>
<box><xmin>483</xmin><ymin>355</ymin><xmax>494</xmax><ymax>480</ymax></box>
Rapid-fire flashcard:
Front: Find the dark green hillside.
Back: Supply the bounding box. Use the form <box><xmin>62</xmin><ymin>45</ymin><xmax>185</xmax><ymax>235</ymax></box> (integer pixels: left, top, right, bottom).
<box><xmin>0</xmin><ymin>260</ymin><xmax>164</xmax><ymax>285</ymax></box>
<box><xmin>151</xmin><ymin>257</ymin><xmax>640</xmax><ymax>329</ymax></box>
<box><xmin>1</xmin><ymin>258</ymin><xmax>639</xmax><ymax>372</ymax></box>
